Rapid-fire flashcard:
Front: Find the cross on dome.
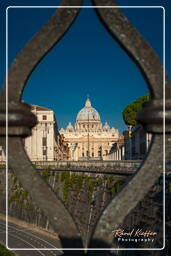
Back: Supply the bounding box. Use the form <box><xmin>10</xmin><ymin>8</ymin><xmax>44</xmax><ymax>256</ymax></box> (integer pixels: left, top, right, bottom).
<box><xmin>85</xmin><ymin>97</ymin><xmax>91</xmax><ymax>107</ymax></box>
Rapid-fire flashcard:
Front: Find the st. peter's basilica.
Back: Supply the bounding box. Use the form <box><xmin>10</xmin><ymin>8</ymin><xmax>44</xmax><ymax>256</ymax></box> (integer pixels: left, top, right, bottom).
<box><xmin>60</xmin><ymin>98</ymin><xmax>123</xmax><ymax>161</ymax></box>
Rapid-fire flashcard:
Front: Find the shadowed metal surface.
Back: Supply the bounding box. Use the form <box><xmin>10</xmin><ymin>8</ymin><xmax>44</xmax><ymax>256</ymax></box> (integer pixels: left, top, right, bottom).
<box><xmin>0</xmin><ymin>0</ymin><xmax>84</xmax><ymax>249</ymax></box>
<box><xmin>0</xmin><ymin>0</ymin><xmax>83</xmax><ymax>103</ymax></box>
<box><xmin>89</xmin><ymin>0</ymin><xmax>170</xmax><ymax>247</ymax></box>
<box><xmin>90</xmin><ymin>135</ymin><xmax>165</xmax><ymax>247</ymax></box>
<box><xmin>7</xmin><ymin>137</ymin><xmax>82</xmax><ymax>247</ymax></box>
<box><xmin>92</xmin><ymin>0</ymin><xmax>171</xmax><ymax>134</ymax></box>
<box><xmin>92</xmin><ymin>0</ymin><xmax>167</xmax><ymax>98</ymax></box>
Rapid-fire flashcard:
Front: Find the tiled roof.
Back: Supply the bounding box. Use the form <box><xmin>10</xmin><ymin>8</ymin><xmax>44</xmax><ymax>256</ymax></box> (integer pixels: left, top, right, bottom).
<box><xmin>31</xmin><ymin>104</ymin><xmax>51</xmax><ymax>111</ymax></box>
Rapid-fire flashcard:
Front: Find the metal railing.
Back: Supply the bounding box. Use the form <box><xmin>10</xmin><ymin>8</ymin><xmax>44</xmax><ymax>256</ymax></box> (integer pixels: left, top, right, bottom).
<box><xmin>0</xmin><ymin>0</ymin><xmax>170</xmax><ymax>252</ymax></box>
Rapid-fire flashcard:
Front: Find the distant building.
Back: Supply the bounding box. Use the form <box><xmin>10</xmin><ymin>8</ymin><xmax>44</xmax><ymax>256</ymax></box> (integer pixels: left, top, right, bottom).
<box><xmin>24</xmin><ymin>105</ymin><xmax>58</xmax><ymax>161</ymax></box>
<box><xmin>0</xmin><ymin>104</ymin><xmax>69</xmax><ymax>163</ymax></box>
<box><xmin>60</xmin><ymin>98</ymin><xmax>123</xmax><ymax>161</ymax></box>
<box><xmin>0</xmin><ymin>146</ymin><xmax>5</xmax><ymax>163</ymax></box>
<box><xmin>104</xmin><ymin>137</ymin><xmax>125</xmax><ymax>160</ymax></box>
<box><xmin>56</xmin><ymin>134</ymin><xmax>70</xmax><ymax>160</ymax></box>
<box><xmin>0</xmin><ymin>101</ymin><xmax>125</xmax><ymax>163</ymax></box>
<box><xmin>124</xmin><ymin>125</ymin><xmax>152</xmax><ymax>160</ymax></box>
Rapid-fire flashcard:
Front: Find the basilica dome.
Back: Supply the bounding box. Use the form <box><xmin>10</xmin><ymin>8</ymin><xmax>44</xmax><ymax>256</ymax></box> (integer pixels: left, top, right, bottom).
<box><xmin>76</xmin><ymin>98</ymin><xmax>100</xmax><ymax>121</ymax></box>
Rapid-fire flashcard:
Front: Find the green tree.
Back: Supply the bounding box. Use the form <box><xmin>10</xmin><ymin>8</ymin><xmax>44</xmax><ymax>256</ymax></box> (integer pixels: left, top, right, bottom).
<box><xmin>122</xmin><ymin>95</ymin><xmax>149</xmax><ymax>126</ymax></box>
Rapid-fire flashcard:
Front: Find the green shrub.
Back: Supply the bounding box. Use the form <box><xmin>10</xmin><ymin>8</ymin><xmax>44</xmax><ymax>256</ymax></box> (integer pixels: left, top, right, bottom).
<box><xmin>55</xmin><ymin>173</ymin><xmax>60</xmax><ymax>182</ymax></box>
<box><xmin>0</xmin><ymin>244</ymin><xmax>16</xmax><ymax>256</ymax></box>
<box><xmin>42</xmin><ymin>169</ymin><xmax>51</xmax><ymax>180</ymax></box>
<box><xmin>96</xmin><ymin>177</ymin><xmax>103</xmax><ymax>186</ymax></box>
<box><xmin>168</xmin><ymin>182</ymin><xmax>171</xmax><ymax>194</ymax></box>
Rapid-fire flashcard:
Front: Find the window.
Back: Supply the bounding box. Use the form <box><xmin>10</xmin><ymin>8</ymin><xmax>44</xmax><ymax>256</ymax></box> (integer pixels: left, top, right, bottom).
<box><xmin>105</xmin><ymin>150</ymin><xmax>108</xmax><ymax>155</ymax></box>
<box><xmin>0</xmin><ymin>150</ymin><xmax>2</xmax><ymax>156</ymax></box>
<box><xmin>92</xmin><ymin>152</ymin><xmax>94</xmax><ymax>157</ymax></box>
<box><xmin>82</xmin><ymin>152</ymin><xmax>84</xmax><ymax>157</ymax></box>
<box><xmin>98</xmin><ymin>151</ymin><xmax>102</xmax><ymax>157</ymax></box>
<box><xmin>43</xmin><ymin>149</ymin><xmax>47</xmax><ymax>156</ymax></box>
<box><xmin>42</xmin><ymin>137</ymin><xmax>47</xmax><ymax>146</ymax></box>
<box><xmin>42</xmin><ymin>115</ymin><xmax>47</xmax><ymax>120</ymax></box>
<box><xmin>45</xmin><ymin>123</ymin><xmax>48</xmax><ymax>131</ymax></box>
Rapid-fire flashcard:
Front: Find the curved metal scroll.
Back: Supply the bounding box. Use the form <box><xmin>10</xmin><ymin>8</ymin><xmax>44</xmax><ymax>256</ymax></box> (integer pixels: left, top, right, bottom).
<box><xmin>0</xmin><ymin>0</ymin><xmax>84</xmax><ymax>249</ymax></box>
<box><xmin>0</xmin><ymin>0</ymin><xmax>170</xmax><ymax>251</ymax></box>
<box><xmin>89</xmin><ymin>0</ymin><xmax>171</xmax><ymax>247</ymax></box>
<box><xmin>92</xmin><ymin>0</ymin><xmax>171</xmax><ymax>134</ymax></box>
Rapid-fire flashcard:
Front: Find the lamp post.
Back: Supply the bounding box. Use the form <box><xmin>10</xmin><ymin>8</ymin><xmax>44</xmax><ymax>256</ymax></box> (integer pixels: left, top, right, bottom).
<box><xmin>128</xmin><ymin>125</ymin><xmax>132</xmax><ymax>160</ymax></box>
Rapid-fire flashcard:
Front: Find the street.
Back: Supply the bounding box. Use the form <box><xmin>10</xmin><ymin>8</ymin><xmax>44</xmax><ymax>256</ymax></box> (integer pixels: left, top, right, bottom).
<box><xmin>0</xmin><ymin>218</ymin><xmax>63</xmax><ymax>256</ymax></box>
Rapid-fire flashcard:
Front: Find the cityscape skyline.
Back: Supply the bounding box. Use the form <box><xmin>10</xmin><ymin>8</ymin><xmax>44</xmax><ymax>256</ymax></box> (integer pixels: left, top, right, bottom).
<box><xmin>59</xmin><ymin>96</ymin><xmax>120</xmax><ymax>130</ymax></box>
<box><xmin>0</xmin><ymin>0</ymin><xmax>168</xmax><ymax>133</ymax></box>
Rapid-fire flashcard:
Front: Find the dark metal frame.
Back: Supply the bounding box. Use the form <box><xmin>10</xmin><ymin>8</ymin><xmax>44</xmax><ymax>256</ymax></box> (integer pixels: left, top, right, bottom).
<box><xmin>0</xmin><ymin>0</ymin><xmax>170</xmax><ymax>252</ymax></box>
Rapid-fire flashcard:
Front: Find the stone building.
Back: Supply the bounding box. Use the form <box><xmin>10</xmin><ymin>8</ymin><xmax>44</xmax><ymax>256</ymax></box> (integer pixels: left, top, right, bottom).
<box><xmin>0</xmin><ymin>104</ymin><xmax>69</xmax><ymax>163</ymax></box>
<box><xmin>0</xmin><ymin>146</ymin><xmax>5</xmax><ymax>164</ymax></box>
<box><xmin>124</xmin><ymin>125</ymin><xmax>152</xmax><ymax>160</ymax></box>
<box><xmin>56</xmin><ymin>134</ymin><xmax>70</xmax><ymax>160</ymax></box>
<box><xmin>0</xmin><ymin>105</ymin><xmax>57</xmax><ymax>162</ymax></box>
<box><xmin>60</xmin><ymin>98</ymin><xmax>123</xmax><ymax>161</ymax></box>
<box><xmin>104</xmin><ymin>137</ymin><xmax>125</xmax><ymax>160</ymax></box>
<box><xmin>24</xmin><ymin>105</ymin><xmax>59</xmax><ymax>161</ymax></box>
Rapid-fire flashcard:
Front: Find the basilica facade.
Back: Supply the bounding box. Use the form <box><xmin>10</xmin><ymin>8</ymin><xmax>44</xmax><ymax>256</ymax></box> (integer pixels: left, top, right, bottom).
<box><xmin>60</xmin><ymin>98</ymin><xmax>123</xmax><ymax>161</ymax></box>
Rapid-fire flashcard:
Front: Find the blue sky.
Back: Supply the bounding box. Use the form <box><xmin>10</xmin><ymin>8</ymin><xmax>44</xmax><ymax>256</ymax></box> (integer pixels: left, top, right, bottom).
<box><xmin>0</xmin><ymin>0</ymin><xmax>170</xmax><ymax>133</ymax></box>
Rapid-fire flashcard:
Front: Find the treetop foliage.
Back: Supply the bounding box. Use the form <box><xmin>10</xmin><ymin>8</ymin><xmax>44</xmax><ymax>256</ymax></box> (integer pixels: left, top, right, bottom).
<box><xmin>122</xmin><ymin>95</ymin><xmax>149</xmax><ymax>126</ymax></box>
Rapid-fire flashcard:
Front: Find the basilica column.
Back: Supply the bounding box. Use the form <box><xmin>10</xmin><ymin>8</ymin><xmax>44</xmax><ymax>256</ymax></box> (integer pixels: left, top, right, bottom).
<box><xmin>121</xmin><ymin>146</ymin><xmax>125</xmax><ymax>160</ymax></box>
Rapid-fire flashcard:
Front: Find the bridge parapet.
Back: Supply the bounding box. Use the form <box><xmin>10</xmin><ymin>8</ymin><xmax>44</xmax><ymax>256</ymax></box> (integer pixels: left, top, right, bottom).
<box><xmin>33</xmin><ymin>160</ymin><xmax>142</xmax><ymax>169</ymax></box>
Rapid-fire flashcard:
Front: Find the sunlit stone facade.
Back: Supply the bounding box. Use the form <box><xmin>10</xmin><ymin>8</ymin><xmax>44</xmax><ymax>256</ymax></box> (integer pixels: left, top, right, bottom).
<box><xmin>124</xmin><ymin>125</ymin><xmax>152</xmax><ymax>160</ymax></box>
<box><xmin>0</xmin><ymin>105</ymin><xmax>59</xmax><ymax>163</ymax></box>
<box><xmin>24</xmin><ymin>105</ymin><xmax>58</xmax><ymax>161</ymax></box>
<box><xmin>60</xmin><ymin>98</ymin><xmax>123</xmax><ymax>161</ymax></box>
<box><xmin>0</xmin><ymin>145</ymin><xmax>5</xmax><ymax>163</ymax></box>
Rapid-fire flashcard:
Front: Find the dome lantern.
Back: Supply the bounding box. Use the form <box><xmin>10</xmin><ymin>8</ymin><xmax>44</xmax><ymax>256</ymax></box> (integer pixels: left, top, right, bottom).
<box><xmin>85</xmin><ymin>98</ymin><xmax>91</xmax><ymax>107</ymax></box>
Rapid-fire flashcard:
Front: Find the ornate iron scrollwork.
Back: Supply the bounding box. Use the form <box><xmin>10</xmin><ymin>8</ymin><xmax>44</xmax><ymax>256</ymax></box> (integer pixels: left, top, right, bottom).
<box><xmin>0</xmin><ymin>0</ymin><xmax>170</xmax><ymax>251</ymax></box>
